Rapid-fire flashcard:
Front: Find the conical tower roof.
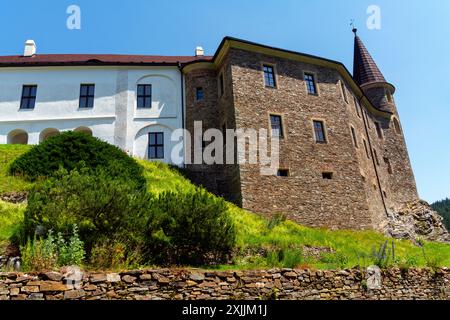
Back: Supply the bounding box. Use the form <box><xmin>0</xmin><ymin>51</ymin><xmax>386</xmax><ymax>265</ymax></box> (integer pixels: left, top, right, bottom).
<box><xmin>353</xmin><ymin>32</ymin><xmax>387</xmax><ymax>86</ymax></box>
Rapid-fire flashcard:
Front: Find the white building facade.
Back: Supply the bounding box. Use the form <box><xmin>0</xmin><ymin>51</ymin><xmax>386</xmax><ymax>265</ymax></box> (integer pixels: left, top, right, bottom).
<box><xmin>0</xmin><ymin>42</ymin><xmax>204</xmax><ymax>164</ymax></box>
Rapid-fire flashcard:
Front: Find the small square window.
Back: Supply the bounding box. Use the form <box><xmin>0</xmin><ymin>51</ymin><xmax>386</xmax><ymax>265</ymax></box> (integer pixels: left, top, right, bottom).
<box><xmin>196</xmin><ymin>87</ymin><xmax>204</xmax><ymax>101</ymax></box>
<box><xmin>137</xmin><ymin>84</ymin><xmax>152</xmax><ymax>108</ymax></box>
<box><xmin>277</xmin><ymin>169</ymin><xmax>289</xmax><ymax>177</ymax></box>
<box><xmin>304</xmin><ymin>73</ymin><xmax>317</xmax><ymax>95</ymax></box>
<box><xmin>20</xmin><ymin>85</ymin><xmax>37</xmax><ymax>109</ymax></box>
<box><xmin>313</xmin><ymin>120</ymin><xmax>327</xmax><ymax>143</ymax></box>
<box><xmin>270</xmin><ymin>115</ymin><xmax>284</xmax><ymax>138</ymax></box>
<box><xmin>263</xmin><ymin>65</ymin><xmax>276</xmax><ymax>88</ymax></box>
<box><xmin>322</xmin><ymin>172</ymin><xmax>333</xmax><ymax>180</ymax></box>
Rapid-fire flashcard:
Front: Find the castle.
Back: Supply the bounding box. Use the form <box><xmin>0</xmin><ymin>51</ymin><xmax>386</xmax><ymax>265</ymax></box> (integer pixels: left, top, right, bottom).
<box><xmin>0</xmin><ymin>33</ymin><xmax>419</xmax><ymax>232</ymax></box>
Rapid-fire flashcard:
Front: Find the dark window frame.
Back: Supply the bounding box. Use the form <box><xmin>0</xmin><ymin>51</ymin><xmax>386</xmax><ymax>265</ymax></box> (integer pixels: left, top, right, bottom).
<box><xmin>322</xmin><ymin>172</ymin><xmax>333</xmax><ymax>180</ymax></box>
<box><xmin>20</xmin><ymin>85</ymin><xmax>37</xmax><ymax>109</ymax></box>
<box><xmin>263</xmin><ymin>65</ymin><xmax>276</xmax><ymax>88</ymax></box>
<box><xmin>313</xmin><ymin>120</ymin><xmax>327</xmax><ymax>144</ymax></box>
<box><xmin>196</xmin><ymin>87</ymin><xmax>204</xmax><ymax>101</ymax></box>
<box><xmin>351</xmin><ymin>126</ymin><xmax>358</xmax><ymax>148</ymax></box>
<box><xmin>148</xmin><ymin>132</ymin><xmax>164</xmax><ymax>159</ymax></box>
<box><xmin>137</xmin><ymin>84</ymin><xmax>152</xmax><ymax>109</ymax></box>
<box><xmin>277</xmin><ymin>169</ymin><xmax>289</xmax><ymax>177</ymax></box>
<box><xmin>270</xmin><ymin>114</ymin><xmax>284</xmax><ymax>138</ymax></box>
<box><xmin>304</xmin><ymin>73</ymin><xmax>318</xmax><ymax>95</ymax></box>
<box><xmin>79</xmin><ymin>84</ymin><xmax>95</xmax><ymax>109</ymax></box>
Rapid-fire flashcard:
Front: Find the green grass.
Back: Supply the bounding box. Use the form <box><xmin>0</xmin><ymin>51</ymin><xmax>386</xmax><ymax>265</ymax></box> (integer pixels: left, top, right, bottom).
<box><xmin>0</xmin><ymin>200</ymin><xmax>25</xmax><ymax>251</ymax></box>
<box><xmin>0</xmin><ymin>144</ymin><xmax>449</xmax><ymax>270</ymax></box>
<box><xmin>0</xmin><ymin>145</ymin><xmax>33</xmax><ymax>194</ymax></box>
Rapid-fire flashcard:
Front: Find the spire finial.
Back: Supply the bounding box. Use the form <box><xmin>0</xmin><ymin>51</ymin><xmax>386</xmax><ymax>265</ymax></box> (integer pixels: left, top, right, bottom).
<box><xmin>350</xmin><ymin>19</ymin><xmax>358</xmax><ymax>36</ymax></box>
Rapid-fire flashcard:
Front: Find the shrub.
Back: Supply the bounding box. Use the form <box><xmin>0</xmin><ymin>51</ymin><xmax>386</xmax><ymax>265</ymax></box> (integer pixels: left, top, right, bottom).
<box><xmin>145</xmin><ymin>189</ymin><xmax>236</xmax><ymax>266</ymax></box>
<box><xmin>89</xmin><ymin>241</ymin><xmax>143</xmax><ymax>270</ymax></box>
<box><xmin>20</xmin><ymin>225</ymin><xmax>85</xmax><ymax>271</ymax></box>
<box><xmin>265</xmin><ymin>247</ymin><xmax>303</xmax><ymax>268</ymax></box>
<box><xmin>9</xmin><ymin>131</ymin><xmax>146</xmax><ymax>189</ymax></box>
<box><xmin>21</xmin><ymin>167</ymin><xmax>151</xmax><ymax>252</ymax></box>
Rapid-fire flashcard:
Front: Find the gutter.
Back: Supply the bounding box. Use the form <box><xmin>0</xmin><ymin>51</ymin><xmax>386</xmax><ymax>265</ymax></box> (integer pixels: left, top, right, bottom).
<box><xmin>178</xmin><ymin>62</ymin><xmax>186</xmax><ymax>168</ymax></box>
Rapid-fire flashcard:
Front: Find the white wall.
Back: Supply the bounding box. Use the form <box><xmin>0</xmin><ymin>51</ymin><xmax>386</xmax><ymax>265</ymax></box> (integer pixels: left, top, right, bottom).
<box><xmin>0</xmin><ymin>66</ymin><xmax>184</xmax><ymax>164</ymax></box>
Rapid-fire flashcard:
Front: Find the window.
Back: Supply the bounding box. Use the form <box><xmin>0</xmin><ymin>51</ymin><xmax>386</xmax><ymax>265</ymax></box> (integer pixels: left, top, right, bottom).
<box><xmin>354</xmin><ymin>97</ymin><xmax>361</xmax><ymax>117</ymax></box>
<box><xmin>322</xmin><ymin>172</ymin><xmax>333</xmax><ymax>180</ymax></box>
<box><xmin>270</xmin><ymin>115</ymin><xmax>284</xmax><ymax>138</ymax></box>
<box><xmin>340</xmin><ymin>81</ymin><xmax>348</xmax><ymax>103</ymax></box>
<box><xmin>20</xmin><ymin>85</ymin><xmax>37</xmax><ymax>109</ymax></box>
<box><xmin>386</xmin><ymin>90</ymin><xmax>393</xmax><ymax>103</ymax></box>
<box><xmin>219</xmin><ymin>73</ymin><xmax>224</xmax><ymax>97</ymax></box>
<box><xmin>363</xmin><ymin>139</ymin><xmax>370</xmax><ymax>159</ymax></box>
<box><xmin>351</xmin><ymin>127</ymin><xmax>358</xmax><ymax>148</ymax></box>
<box><xmin>79</xmin><ymin>84</ymin><xmax>95</xmax><ymax>108</ymax></box>
<box><xmin>384</xmin><ymin>157</ymin><xmax>393</xmax><ymax>174</ymax></box>
<box><xmin>364</xmin><ymin>110</ymin><xmax>371</xmax><ymax>128</ymax></box>
<box><xmin>137</xmin><ymin>84</ymin><xmax>152</xmax><ymax>108</ymax></box>
<box><xmin>373</xmin><ymin>148</ymin><xmax>380</xmax><ymax>165</ymax></box>
<box><xmin>393</xmin><ymin>117</ymin><xmax>401</xmax><ymax>134</ymax></box>
<box><xmin>304</xmin><ymin>73</ymin><xmax>317</xmax><ymax>95</ymax></box>
<box><xmin>313</xmin><ymin>120</ymin><xmax>327</xmax><ymax>143</ymax></box>
<box><xmin>196</xmin><ymin>87</ymin><xmax>204</xmax><ymax>101</ymax></box>
<box><xmin>375</xmin><ymin>122</ymin><xmax>383</xmax><ymax>139</ymax></box>
<box><xmin>263</xmin><ymin>65</ymin><xmax>276</xmax><ymax>88</ymax></box>
<box><xmin>148</xmin><ymin>132</ymin><xmax>164</xmax><ymax>159</ymax></box>
<box><xmin>277</xmin><ymin>169</ymin><xmax>289</xmax><ymax>177</ymax></box>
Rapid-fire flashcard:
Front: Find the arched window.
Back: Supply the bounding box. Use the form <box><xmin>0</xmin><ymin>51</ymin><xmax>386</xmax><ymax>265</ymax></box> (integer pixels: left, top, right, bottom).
<box><xmin>74</xmin><ymin>126</ymin><xmax>93</xmax><ymax>136</ymax></box>
<box><xmin>393</xmin><ymin>117</ymin><xmax>401</xmax><ymax>134</ymax></box>
<box><xmin>39</xmin><ymin>128</ymin><xmax>60</xmax><ymax>142</ymax></box>
<box><xmin>7</xmin><ymin>129</ymin><xmax>28</xmax><ymax>145</ymax></box>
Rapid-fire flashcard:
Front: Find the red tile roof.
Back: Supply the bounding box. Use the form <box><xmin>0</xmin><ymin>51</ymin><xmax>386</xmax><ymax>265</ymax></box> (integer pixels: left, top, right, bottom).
<box><xmin>353</xmin><ymin>35</ymin><xmax>387</xmax><ymax>86</ymax></box>
<box><xmin>0</xmin><ymin>54</ymin><xmax>213</xmax><ymax>67</ymax></box>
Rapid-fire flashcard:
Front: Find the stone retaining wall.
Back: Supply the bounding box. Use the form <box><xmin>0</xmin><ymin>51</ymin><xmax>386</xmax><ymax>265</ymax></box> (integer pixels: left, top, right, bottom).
<box><xmin>0</xmin><ymin>268</ymin><xmax>448</xmax><ymax>300</ymax></box>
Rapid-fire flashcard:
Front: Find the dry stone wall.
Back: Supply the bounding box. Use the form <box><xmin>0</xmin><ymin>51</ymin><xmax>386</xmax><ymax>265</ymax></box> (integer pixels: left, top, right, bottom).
<box><xmin>0</xmin><ymin>268</ymin><xmax>448</xmax><ymax>300</ymax></box>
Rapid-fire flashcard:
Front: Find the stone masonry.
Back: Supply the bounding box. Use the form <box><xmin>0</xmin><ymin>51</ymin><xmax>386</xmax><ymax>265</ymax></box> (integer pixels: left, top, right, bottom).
<box><xmin>182</xmin><ymin>36</ymin><xmax>423</xmax><ymax>235</ymax></box>
<box><xmin>0</xmin><ymin>268</ymin><xmax>448</xmax><ymax>300</ymax></box>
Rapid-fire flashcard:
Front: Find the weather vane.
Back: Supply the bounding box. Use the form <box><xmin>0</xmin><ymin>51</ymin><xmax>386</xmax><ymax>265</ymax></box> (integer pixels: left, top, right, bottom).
<box><xmin>350</xmin><ymin>19</ymin><xmax>358</xmax><ymax>35</ymax></box>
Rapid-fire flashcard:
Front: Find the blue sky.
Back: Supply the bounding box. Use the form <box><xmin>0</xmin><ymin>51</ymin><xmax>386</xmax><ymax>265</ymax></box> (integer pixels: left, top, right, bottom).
<box><xmin>1</xmin><ymin>0</ymin><xmax>449</xmax><ymax>203</ymax></box>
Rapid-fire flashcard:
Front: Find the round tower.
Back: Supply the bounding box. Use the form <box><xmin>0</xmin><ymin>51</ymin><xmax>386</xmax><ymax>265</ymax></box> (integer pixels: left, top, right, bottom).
<box><xmin>352</xmin><ymin>29</ymin><xmax>419</xmax><ymax>209</ymax></box>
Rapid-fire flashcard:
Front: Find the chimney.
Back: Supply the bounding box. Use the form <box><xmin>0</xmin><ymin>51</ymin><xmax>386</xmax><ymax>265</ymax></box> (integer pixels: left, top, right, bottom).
<box><xmin>195</xmin><ymin>46</ymin><xmax>204</xmax><ymax>57</ymax></box>
<box><xmin>24</xmin><ymin>40</ymin><xmax>37</xmax><ymax>57</ymax></box>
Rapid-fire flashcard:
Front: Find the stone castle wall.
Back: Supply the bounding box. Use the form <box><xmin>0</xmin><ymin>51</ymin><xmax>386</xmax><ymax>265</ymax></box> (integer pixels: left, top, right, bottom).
<box><xmin>0</xmin><ymin>268</ymin><xmax>448</xmax><ymax>300</ymax></box>
<box><xmin>183</xmin><ymin>48</ymin><xmax>419</xmax><ymax>231</ymax></box>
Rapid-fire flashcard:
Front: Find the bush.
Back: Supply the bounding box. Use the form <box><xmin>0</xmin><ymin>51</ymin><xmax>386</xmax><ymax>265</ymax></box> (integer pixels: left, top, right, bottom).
<box><xmin>21</xmin><ymin>167</ymin><xmax>151</xmax><ymax>253</ymax></box>
<box><xmin>9</xmin><ymin>131</ymin><xmax>146</xmax><ymax>190</ymax></box>
<box><xmin>145</xmin><ymin>189</ymin><xmax>236</xmax><ymax>266</ymax></box>
<box><xmin>20</xmin><ymin>225</ymin><xmax>85</xmax><ymax>271</ymax></box>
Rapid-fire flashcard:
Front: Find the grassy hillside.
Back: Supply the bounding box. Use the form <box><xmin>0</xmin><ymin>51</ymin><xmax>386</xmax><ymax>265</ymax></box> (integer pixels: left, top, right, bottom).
<box><xmin>0</xmin><ymin>145</ymin><xmax>449</xmax><ymax>269</ymax></box>
<box><xmin>0</xmin><ymin>145</ymin><xmax>33</xmax><ymax>194</ymax></box>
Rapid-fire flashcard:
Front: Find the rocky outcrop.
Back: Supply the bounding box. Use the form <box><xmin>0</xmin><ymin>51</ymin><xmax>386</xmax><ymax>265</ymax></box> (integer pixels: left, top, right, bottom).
<box><xmin>0</xmin><ymin>268</ymin><xmax>448</xmax><ymax>300</ymax></box>
<box><xmin>0</xmin><ymin>192</ymin><xmax>28</xmax><ymax>204</ymax></box>
<box><xmin>384</xmin><ymin>200</ymin><xmax>450</xmax><ymax>243</ymax></box>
